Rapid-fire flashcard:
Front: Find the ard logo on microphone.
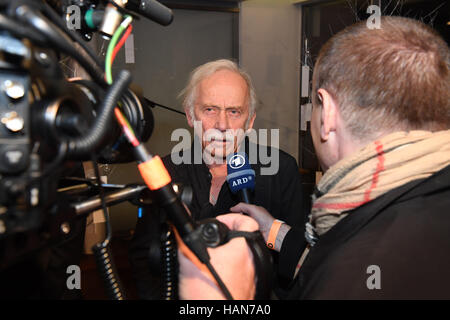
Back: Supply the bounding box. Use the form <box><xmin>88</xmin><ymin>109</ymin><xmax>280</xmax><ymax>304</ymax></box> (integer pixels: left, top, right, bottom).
<box><xmin>231</xmin><ymin>175</ymin><xmax>252</xmax><ymax>187</ymax></box>
<box><xmin>229</xmin><ymin>154</ymin><xmax>246</xmax><ymax>169</ymax></box>
<box><xmin>226</xmin><ymin>152</ymin><xmax>255</xmax><ymax>193</ymax></box>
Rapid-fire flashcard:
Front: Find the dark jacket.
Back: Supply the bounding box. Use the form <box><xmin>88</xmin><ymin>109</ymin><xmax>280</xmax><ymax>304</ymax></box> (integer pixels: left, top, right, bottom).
<box><xmin>129</xmin><ymin>141</ymin><xmax>309</xmax><ymax>299</ymax></box>
<box><xmin>283</xmin><ymin>164</ymin><xmax>450</xmax><ymax>299</ymax></box>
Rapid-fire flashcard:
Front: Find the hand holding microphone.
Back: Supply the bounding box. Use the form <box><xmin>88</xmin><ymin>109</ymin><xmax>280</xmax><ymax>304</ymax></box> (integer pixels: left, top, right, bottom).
<box><xmin>231</xmin><ymin>203</ymin><xmax>290</xmax><ymax>252</ymax></box>
<box><xmin>225</xmin><ymin>151</ymin><xmax>290</xmax><ymax>252</ymax></box>
<box><xmin>230</xmin><ymin>203</ymin><xmax>274</xmax><ymax>241</ymax></box>
<box><xmin>226</xmin><ymin>152</ymin><xmax>281</xmax><ymax>250</ymax></box>
<box><xmin>225</xmin><ymin>152</ymin><xmax>272</xmax><ymax>242</ymax></box>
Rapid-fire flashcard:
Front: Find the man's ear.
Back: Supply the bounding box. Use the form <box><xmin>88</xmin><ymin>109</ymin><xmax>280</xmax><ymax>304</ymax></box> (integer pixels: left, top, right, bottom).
<box><xmin>246</xmin><ymin>112</ymin><xmax>256</xmax><ymax>131</ymax></box>
<box><xmin>317</xmin><ymin>88</ymin><xmax>338</xmax><ymax>141</ymax></box>
<box><xmin>185</xmin><ymin>108</ymin><xmax>194</xmax><ymax>127</ymax></box>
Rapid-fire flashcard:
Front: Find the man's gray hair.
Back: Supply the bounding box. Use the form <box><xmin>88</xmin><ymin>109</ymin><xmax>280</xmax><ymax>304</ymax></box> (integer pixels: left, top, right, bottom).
<box><xmin>179</xmin><ymin>59</ymin><xmax>257</xmax><ymax>128</ymax></box>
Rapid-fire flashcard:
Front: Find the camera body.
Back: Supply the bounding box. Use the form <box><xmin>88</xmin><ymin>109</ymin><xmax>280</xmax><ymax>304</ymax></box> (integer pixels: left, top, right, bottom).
<box><xmin>0</xmin><ymin>0</ymin><xmax>154</xmax><ymax>269</ymax></box>
<box><xmin>0</xmin><ymin>1</ymin><xmax>273</xmax><ymax>300</ymax></box>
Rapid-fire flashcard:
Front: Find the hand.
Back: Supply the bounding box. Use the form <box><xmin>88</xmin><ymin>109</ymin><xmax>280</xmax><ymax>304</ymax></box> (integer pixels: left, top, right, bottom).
<box><xmin>230</xmin><ymin>203</ymin><xmax>275</xmax><ymax>241</ymax></box>
<box><xmin>178</xmin><ymin>213</ymin><xmax>258</xmax><ymax>300</ymax></box>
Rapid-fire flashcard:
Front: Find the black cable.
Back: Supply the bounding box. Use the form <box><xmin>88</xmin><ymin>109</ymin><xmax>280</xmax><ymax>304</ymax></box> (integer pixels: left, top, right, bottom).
<box><xmin>0</xmin><ymin>13</ymin><xmax>47</xmax><ymax>44</ymax></box>
<box><xmin>205</xmin><ymin>261</ymin><xmax>233</xmax><ymax>300</ymax></box>
<box><xmin>41</xmin><ymin>1</ymin><xmax>103</xmax><ymax>68</ymax></box>
<box><xmin>144</xmin><ymin>97</ymin><xmax>186</xmax><ymax>116</ymax></box>
<box><xmin>66</xmin><ymin>69</ymin><xmax>132</xmax><ymax>158</ymax></box>
<box><xmin>25</xmin><ymin>142</ymin><xmax>68</xmax><ymax>188</ymax></box>
<box><xmin>14</xmin><ymin>5</ymin><xmax>107</xmax><ymax>87</ymax></box>
<box><xmin>90</xmin><ymin>157</ymin><xmax>126</xmax><ymax>300</ymax></box>
<box><xmin>92</xmin><ymin>158</ymin><xmax>111</xmax><ymax>243</ymax></box>
<box><xmin>40</xmin><ymin>142</ymin><xmax>67</xmax><ymax>178</ymax></box>
<box><xmin>161</xmin><ymin>223</ymin><xmax>178</xmax><ymax>300</ymax></box>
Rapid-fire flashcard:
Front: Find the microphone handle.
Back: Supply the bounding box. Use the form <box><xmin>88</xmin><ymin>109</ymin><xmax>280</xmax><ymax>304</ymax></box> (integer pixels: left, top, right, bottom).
<box><xmin>238</xmin><ymin>188</ymin><xmax>252</xmax><ymax>204</ymax></box>
<box><xmin>126</xmin><ymin>0</ymin><xmax>174</xmax><ymax>26</ymax></box>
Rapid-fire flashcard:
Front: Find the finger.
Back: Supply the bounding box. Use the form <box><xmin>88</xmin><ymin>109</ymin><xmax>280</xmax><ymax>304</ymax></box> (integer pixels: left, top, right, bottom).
<box><xmin>216</xmin><ymin>213</ymin><xmax>259</xmax><ymax>232</ymax></box>
<box><xmin>230</xmin><ymin>203</ymin><xmax>263</xmax><ymax>221</ymax></box>
<box><xmin>230</xmin><ymin>202</ymin><xmax>255</xmax><ymax>215</ymax></box>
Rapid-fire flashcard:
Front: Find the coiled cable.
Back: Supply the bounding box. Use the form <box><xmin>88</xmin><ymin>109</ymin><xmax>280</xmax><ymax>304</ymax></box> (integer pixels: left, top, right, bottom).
<box><xmin>91</xmin><ymin>158</ymin><xmax>126</xmax><ymax>300</ymax></box>
<box><xmin>161</xmin><ymin>223</ymin><xmax>178</xmax><ymax>300</ymax></box>
<box><xmin>92</xmin><ymin>241</ymin><xmax>126</xmax><ymax>300</ymax></box>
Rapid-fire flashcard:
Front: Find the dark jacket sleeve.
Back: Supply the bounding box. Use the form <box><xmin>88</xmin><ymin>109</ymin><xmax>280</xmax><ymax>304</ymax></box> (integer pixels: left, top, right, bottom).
<box><xmin>264</xmin><ymin>151</ymin><xmax>311</xmax><ymax>294</ymax></box>
<box><xmin>277</xmin><ymin>152</ymin><xmax>310</xmax><ymax>228</ymax></box>
<box><xmin>274</xmin><ymin>152</ymin><xmax>312</xmax><ymax>281</ymax></box>
<box><xmin>278</xmin><ymin>227</ymin><xmax>308</xmax><ymax>281</ymax></box>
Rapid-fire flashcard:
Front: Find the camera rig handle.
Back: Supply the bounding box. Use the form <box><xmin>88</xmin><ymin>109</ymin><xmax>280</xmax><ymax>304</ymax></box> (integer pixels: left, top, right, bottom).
<box><xmin>194</xmin><ymin>218</ymin><xmax>273</xmax><ymax>300</ymax></box>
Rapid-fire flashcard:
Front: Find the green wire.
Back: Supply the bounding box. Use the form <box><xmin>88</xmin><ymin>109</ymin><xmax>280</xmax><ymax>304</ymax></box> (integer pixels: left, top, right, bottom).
<box><xmin>116</xmin><ymin>101</ymin><xmax>136</xmax><ymax>135</ymax></box>
<box><xmin>105</xmin><ymin>16</ymin><xmax>132</xmax><ymax>85</ymax></box>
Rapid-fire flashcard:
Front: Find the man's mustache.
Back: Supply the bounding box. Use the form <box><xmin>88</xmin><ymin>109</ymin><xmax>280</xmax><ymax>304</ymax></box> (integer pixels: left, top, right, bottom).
<box><xmin>202</xmin><ymin>129</ymin><xmax>243</xmax><ymax>143</ymax></box>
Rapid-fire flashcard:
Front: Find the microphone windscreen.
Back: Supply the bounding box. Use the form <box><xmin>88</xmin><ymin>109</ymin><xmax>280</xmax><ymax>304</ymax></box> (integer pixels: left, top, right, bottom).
<box><xmin>226</xmin><ymin>152</ymin><xmax>255</xmax><ymax>194</ymax></box>
<box><xmin>127</xmin><ymin>0</ymin><xmax>174</xmax><ymax>26</ymax></box>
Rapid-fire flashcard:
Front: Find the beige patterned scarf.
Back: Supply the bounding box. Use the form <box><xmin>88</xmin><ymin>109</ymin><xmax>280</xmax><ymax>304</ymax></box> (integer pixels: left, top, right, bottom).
<box><xmin>310</xmin><ymin>130</ymin><xmax>450</xmax><ymax>237</ymax></box>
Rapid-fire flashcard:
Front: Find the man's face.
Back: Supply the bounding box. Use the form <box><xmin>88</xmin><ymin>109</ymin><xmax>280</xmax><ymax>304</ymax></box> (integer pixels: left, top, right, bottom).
<box><xmin>187</xmin><ymin>69</ymin><xmax>255</xmax><ymax>162</ymax></box>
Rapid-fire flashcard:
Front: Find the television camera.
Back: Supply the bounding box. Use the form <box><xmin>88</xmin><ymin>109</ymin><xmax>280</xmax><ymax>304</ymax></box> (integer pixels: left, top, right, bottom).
<box><xmin>0</xmin><ymin>0</ymin><xmax>272</xmax><ymax>300</ymax></box>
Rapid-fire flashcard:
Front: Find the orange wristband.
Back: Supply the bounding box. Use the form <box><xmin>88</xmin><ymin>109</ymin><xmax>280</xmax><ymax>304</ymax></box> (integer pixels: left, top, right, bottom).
<box><xmin>266</xmin><ymin>220</ymin><xmax>283</xmax><ymax>250</ymax></box>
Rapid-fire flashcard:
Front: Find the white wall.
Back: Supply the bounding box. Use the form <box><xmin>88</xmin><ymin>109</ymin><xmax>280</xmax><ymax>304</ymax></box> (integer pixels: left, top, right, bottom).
<box><xmin>239</xmin><ymin>0</ymin><xmax>301</xmax><ymax>161</ymax></box>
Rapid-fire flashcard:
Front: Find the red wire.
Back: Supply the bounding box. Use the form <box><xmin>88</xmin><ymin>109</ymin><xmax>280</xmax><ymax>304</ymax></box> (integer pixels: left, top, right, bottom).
<box><xmin>114</xmin><ymin>107</ymin><xmax>140</xmax><ymax>147</ymax></box>
<box><xmin>111</xmin><ymin>24</ymin><xmax>133</xmax><ymax>64</ymax></box>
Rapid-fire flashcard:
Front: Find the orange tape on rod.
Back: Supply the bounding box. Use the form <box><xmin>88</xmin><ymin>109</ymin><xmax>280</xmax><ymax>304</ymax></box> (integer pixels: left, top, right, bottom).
<box><xmin>138</xmin><ymin>156</ymin><xmax>172</xmax><ymax>190</ymax></box>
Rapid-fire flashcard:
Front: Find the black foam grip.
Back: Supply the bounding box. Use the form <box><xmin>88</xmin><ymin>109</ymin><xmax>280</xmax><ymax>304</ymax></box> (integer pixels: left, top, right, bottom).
<box><xmin>128</xmin><ymin>0</ymin><xmax>174</xmax><ymax>26</ymax></box>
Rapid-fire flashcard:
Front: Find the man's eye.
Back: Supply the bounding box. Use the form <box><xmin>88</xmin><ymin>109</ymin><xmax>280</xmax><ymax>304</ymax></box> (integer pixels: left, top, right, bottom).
<box><xmin>228</xmin><ymin>109</ymin><xmax>241</xmax><ymax>116</ymax></box>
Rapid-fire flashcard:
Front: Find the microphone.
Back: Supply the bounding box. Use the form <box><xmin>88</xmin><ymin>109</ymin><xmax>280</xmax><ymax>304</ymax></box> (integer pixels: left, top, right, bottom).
<box><xmin>226</xmin><ymin>152</ymin><xmax>255</xmax><ymax>204</ymax></box>
<box><xmin>126</xmin><ymin>0</ymin><xmax>174</xmax><ymax>26</ymax></box>
<box><xmin>98</xmin><ymin>0</ymin><xmax>173</xmax><ymax>38</ymax></box>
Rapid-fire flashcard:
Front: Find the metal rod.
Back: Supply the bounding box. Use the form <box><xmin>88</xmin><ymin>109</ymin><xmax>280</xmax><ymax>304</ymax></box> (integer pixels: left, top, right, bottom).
<box><xmin>73</xmin><ymin>185</ymin><xmax>148</xmax><ymax>215</ymax></box>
